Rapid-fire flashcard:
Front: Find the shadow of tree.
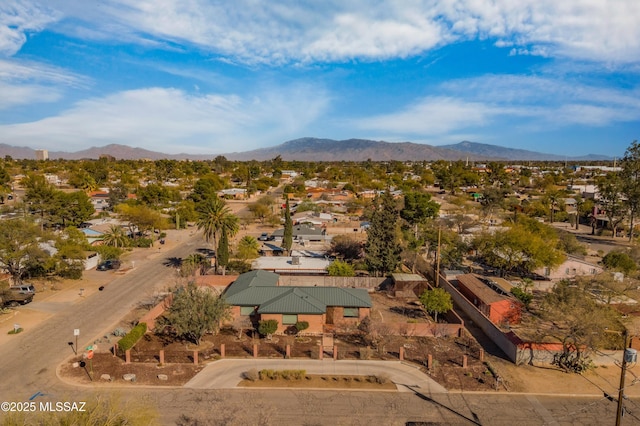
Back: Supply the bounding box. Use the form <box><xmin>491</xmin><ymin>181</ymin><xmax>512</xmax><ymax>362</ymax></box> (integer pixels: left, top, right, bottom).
<box><xmin>163</xmin><ymin>257</ymin><xmax>183</xmax><ymax>268</ymax></box>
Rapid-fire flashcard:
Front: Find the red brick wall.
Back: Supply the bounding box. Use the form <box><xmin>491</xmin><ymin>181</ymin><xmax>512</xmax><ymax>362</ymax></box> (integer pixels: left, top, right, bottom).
<box><xmin>139</xmin><ymin>294</ymin><xmax>173</xmax><ymax>332</ymax></box>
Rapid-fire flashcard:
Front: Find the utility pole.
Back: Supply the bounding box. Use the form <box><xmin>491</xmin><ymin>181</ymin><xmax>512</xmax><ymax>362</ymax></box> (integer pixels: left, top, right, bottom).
<box><xmin>616</xmin><ymin>330</ymin><xmax>637</xmax><ymax>426</ymax></box>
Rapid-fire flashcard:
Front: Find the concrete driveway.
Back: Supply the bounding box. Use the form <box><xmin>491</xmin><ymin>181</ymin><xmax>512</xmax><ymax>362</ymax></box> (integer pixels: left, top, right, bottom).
<box><xmin>184</xmin><ymin>358</ymin><xmax>447</xmax><ymax>394</ymax></box>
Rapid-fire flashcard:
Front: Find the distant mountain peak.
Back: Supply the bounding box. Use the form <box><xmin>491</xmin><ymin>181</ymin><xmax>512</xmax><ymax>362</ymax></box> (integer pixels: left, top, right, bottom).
<box><xmin>0</xmin><ymin>138</ymin><xmax>614</xmax><ymax>161</ymax></box>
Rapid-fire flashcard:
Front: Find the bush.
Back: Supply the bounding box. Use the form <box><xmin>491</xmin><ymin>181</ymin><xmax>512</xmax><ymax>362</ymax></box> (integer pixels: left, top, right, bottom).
<box><xmin>117</xmin><ymin>322</ymin><xmax>147</xmax><ymax>352</ymax></box>
<box><xmin>603</xmin><ymin>251</ymin><xmax>637</xmax><ymax>274</ymax></box>
<box><xmin>244</xmin><ymin>368</ymin><xmax>259</xmax><ymax>381</ymax></box>
<box><xmin>133</xmin><ymin>238</ymin><xmax>153</xmax><ymax>248</ymax></box>
<box><xmin>227</xmin><ymin>260</ymin><xmax>252</xmax><ymax>274</ymax></box>
<box><xmin>258</xmin><ymin>319</ymin><xmax>278</xmax><ymax>337</ymax></box>
<box><xmin>511</xmin><ymin>287</ymin><xmax>533</xmax><ymax>307</ymax></box>
<box><xmin>375</xmin><ymin>373</ymin><xmax>391</xmax><ymax>384</ymax></box>
<box><xmin>295</xmin><ymin>321</ymin><xmax>309</xmax><ymax>333</ymax></box>
<box><xmin>95</xmin><ymin>245</ymin><xmax>123</xmax><ymax>261</ymax></box>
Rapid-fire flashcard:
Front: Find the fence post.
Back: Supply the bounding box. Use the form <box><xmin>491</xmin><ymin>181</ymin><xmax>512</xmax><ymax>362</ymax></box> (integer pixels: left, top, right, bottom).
<box><xmin>253</xmin><ymin>344</ymin><xmax>258</xmax><ymax>358</ymax></box>
<box><xmin>319</xmin><ymin>345</ymin><xmax>323</xmax><ymax>360</ymax></box>
<box><xmin>333</xmin><ymin>345</ymin><xmax>338</xmax><ymax>360</ymax></box>
<box><xmin>125</xmin><ymin>349</ymin><xmax>131</xmax><ymax>364</ymax></box>
<box><xmin>399</xmin><ymin>347</ymin><xmax>405</xmax><ymax>361</ymax></box>
<box><xmin>220</xmin><ymin>343</ymin><xmax>225</xmax><ymax>358</ymax></box>
<box><xmin>462</xmin><ymin>355</ymin><xmax>468</xmax><ymax>368</ymax></box>
<box><xmin>159</xmin><ymin>349</ymin><xmax>164</xmax><ymax>365</ymax></box>
<box><xmin>112</xmin><ymin>344</ymin><xmax>117</xmax><ymax>357</ymax></box>
<box><xmin>479</xmin><ymin>349</ymin><xmax>484</xmax><ymax>362</ymax></box>
<box><xmin>193</xmin><ymin>350</ymin><xmax>198</xmax><ymax>365</ymax></box>
<box><xmin>285</xmin><ymin>344</ymin><xmax>291</xmax><ymax>359</ymax></box>
<box><xmin>427</xmin><ymin>354</ymin><xmax>432</xmax><ymax>370</ymax></box>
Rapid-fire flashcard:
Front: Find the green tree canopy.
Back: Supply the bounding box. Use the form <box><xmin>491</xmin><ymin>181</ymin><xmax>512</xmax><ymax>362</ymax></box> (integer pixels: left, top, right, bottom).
<box><xmin>473</xmin><ymin>217</ymin><xmax>565</xmax><ymax>276</ymax></box>
<box><xmin>0</xmin><ymin>219</ymin><xmax>47</xmax><ymax>284</ymax></box>
<box><xmin>161</xmin><ymin>282</ymin><xmax>230</xmax><ymax>345</ymax></box>
<box><xmin>327</xmin><ymin>260</ymin><xmax>356</xmax><ymax>276</ymax></box>
<box><xmin>400</xmin><ymin>191</ymin><xmax>440</xmax><ymax>225</ymax></box>
<box><xmin>419</xmin><ymin>287</ymin><xmax>453</xmax><ymax>322</ymax></box>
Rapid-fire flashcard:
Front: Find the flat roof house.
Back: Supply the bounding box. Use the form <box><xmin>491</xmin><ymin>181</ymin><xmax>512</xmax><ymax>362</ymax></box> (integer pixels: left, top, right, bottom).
<box><xmin>222</xmin><ymin>270</ymin><xmax>372</xmax><ymax>335</ymax></box>
<box><xmin>455</xmin><ymin>274</ymin><xmax>522</xmax><ymax>326</ymax></box>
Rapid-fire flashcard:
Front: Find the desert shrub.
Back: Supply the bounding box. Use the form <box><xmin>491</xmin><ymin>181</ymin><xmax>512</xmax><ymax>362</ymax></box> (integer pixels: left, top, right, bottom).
<box><xmin>117</xmin><ymin>322</ymin><xmax>147</xmax><ymax>352</ymax></box>
<box><xmin>112</xmin><ymin>328</ymin><xmax>127</xmax><ymax>337</ymax></box>
<box><xmin>244</xmin><ymin>368</ymin><xmax>259</xmax><ymax>381</ymax></box>
<box><xmin>259</xmin><ymin>369</ymin><xmax>277</xmax><ymax>380</ymax></box>
<box><xmin>375</xmin><ymin>373</ymin><xmax>391</xmax><ymax>384</ymax></box>
<box><xmin>359</xmin><ymin>347</ymin><xmax>373</xmax><ymax>360</ymax></box>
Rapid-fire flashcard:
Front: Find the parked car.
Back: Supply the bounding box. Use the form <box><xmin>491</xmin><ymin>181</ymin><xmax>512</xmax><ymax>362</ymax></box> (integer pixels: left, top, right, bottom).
<box><xmin>10</xmin><ymin>284</ymin><xmax>36</xmax><ymax>294</ymax></box>
<box><xmin>97</xmin><ymin>259</ymin><xmax>121</xmax><ymax>271</ymax></box>
<box><xmin>258</xmin><ymin>233</ymin><xmax>270</xmax><ymax>241</ymax></box>
<box><xmin>1</xmin><ymin>285</ymin><xmax>35</xmax><ymax>306</ymax></box>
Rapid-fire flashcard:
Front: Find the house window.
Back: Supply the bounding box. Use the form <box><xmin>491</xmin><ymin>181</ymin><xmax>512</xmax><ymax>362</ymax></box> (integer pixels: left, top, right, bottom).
<box><xmin>544</xmin><ymin>267</ymin><xmax>550</xmax><ymax>276</ymax></box>
<box><xmin>565</xmin><ymin>268</ymin><xmax>570</xmax><ymax>274</ymax></box>
<box><xmin>282</xmin><ymin>314</ymin><xmax>298</xmax><ymax>325</ymax></box>
<box><xmin>240</xmin><ymin>306</ymin><xmax>255</xmax><ymax>316</ymax></box>
<box><xmin>343</xmin><ymin>307</ymin><xmax>359</xmax><ymax>318</ymax></box>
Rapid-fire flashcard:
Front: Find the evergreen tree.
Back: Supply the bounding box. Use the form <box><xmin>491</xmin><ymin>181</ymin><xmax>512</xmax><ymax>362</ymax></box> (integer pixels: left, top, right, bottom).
<box><xmin>282</xmin><ymin>198</ymin><xmax>293</xmax><ymax>254</ymax></box>
<box><xmin>621</xmin><ymin>140</ymin><xmax>640</xmax><ymax>242</ymax></box>
<box><xmin>364</xmin><ymin>191</ymin><xmax>401</xmax><ymax>276</ymax></box>
<box><xmin>217</xmin><ymin>229</ymin><xmax>229</xmax><ymax>275</ymax></box>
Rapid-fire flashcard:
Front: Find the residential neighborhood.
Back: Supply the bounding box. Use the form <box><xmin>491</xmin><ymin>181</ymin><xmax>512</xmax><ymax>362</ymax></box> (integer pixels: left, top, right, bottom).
<box><xmin>2</xmin><ymin>148</ymin><xmax>640</xmax><ymax>425</ymax></box>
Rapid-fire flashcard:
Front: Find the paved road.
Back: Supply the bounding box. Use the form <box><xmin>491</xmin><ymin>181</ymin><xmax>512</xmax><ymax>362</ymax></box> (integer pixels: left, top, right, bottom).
<box><xmin>0</xmin><ymin>231</ymin><xmax>203</xmax><ymax>399</ymax></box>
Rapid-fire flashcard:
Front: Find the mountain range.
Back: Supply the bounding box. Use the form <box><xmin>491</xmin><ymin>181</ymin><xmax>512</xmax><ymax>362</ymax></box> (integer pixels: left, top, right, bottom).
<box><xmin>0</xmin><ymin>138</ymin><xmax>613</xmax><ymax>162</ymax></box>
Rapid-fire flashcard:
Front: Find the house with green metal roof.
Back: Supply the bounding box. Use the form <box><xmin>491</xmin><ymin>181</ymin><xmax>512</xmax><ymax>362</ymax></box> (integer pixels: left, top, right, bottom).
<box><xmin>222</xmin><ymin>270</ymin><xmax>372</xmax><ymax>335</ymax></box>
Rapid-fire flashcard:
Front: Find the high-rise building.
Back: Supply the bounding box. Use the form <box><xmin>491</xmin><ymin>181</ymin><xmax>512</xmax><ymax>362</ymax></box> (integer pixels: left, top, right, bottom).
<box><xmin>35</xmin><ymin>149</ymin><xmax>49</xmax><ymax>160</ymax></box>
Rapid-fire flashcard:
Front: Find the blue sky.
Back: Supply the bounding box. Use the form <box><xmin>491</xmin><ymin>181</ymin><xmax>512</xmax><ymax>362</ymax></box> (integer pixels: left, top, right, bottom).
<box><xmin>1</xmin><ymin>1</ymin><xmax>639</xmax><ymax>157</ymax></box>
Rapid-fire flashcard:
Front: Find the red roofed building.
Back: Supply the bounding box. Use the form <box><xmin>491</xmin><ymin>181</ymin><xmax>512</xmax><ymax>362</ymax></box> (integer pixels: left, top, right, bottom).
<box><xmin>455</xmin><ymin>274</ymin><xmax>522</xmax><ymax>326</ymax></box>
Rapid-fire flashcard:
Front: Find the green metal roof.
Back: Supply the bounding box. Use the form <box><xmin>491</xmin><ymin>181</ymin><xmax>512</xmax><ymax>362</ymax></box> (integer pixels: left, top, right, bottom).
<box><xmin>223</xmin><ymin>271</ymin><xmax>372</xmax><ymax>315</ymax></box>
<box><xmin>222</xmin><ymin>269</ymin><xmax>279</xmax><ymax>299</ymax></box>
<box><xmin>258</xmin><ymin>288</ymin><xmax>326</xmax><ymax>314</ymax></box>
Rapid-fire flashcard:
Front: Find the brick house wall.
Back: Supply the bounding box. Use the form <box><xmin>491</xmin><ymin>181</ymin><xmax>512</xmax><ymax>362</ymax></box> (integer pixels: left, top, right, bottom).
<box><xmin>259</xmin><ymin>313</ymin><xmax>326</xmax><ymax>335</ymax></box>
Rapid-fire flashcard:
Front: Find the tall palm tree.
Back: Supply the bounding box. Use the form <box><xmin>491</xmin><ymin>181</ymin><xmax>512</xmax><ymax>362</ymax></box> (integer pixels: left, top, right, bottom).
<box><xmin>196</xmin><ymin>197</ymin><xmax>239</xmax><ymax>273</ymax></box>
<box><xmin>101</xmin><ymin>224</ymin><xmax>129</xmax><ymax>248</ymax></box>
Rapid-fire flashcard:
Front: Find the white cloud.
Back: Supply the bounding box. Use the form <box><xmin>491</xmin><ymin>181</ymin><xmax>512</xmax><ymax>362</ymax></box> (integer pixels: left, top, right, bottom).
<box><xmin>0</xmin><ymin>81</ymin><xmax>61</xmax><ymax>109</ymax></box>
<box><xmin>354</xmin><ymin>75</ymin><xmax>640</xmax><ymax>137</ymax></box>
<box><xmin>0</xmin><ymin>59</ymin><xmax>88</xmax><ymax>109</ymax></box>
<box><xmin>38</xmin><ymin>1</ymin><xmax>640</xmax><ymax>64</ymax></box>
<box><xmin>355</xmin><ymin>97</ymin><xmax>495</xmax><ymax>134</ymax></box>
<box><xmin>0</xmin><ymin>1</ymin><xmax>60</xmax><ymax>56</ymax></box>
<box><xmin>0</xmin><ymin>85</ymin><xmax>330</xmax><ymax>153</ymax></box>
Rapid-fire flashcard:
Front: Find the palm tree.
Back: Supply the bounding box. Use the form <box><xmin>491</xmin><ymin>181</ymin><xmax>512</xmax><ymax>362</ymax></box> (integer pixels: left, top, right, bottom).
<box><xmin>101</xmin><ymin>224</ymin><xmax>129</xmax><ymax>248</ymax></box>
<box><xmin>182</xmin><ymin>253</ymin><xmax>209</xmax><ymax>276</ymax></box>
<box><xmin>196</xmin><ymin>197</ymin><xmax>239</xmax><ymax>273</ymax></box>
<box><xmin>237</xmin><ymin>235</ymin><xmax>260</xmax><ymax>261</ymax></box>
